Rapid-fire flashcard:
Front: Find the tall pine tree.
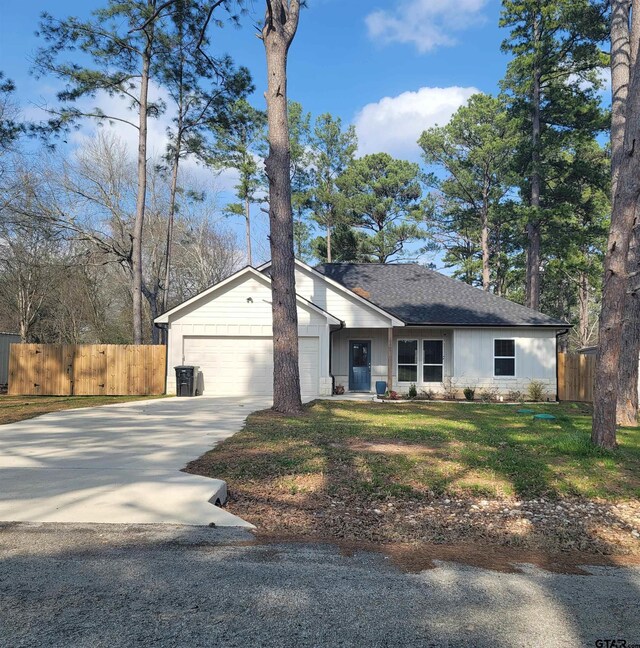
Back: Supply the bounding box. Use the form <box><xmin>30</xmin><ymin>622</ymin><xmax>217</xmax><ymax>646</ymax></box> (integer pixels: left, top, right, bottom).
<box><xmin>500</xmin><ymin>0</ymin><xmax>608</xmax><ymax>310</ymax></box>
<box><xmin>419</xmin><ymin>93</ymin><xmax>518</xmax><ymax>291</ymax></box>
<box><xmin>308</xmin><ymin>114</ymin><xmax>357</xmax><ymax>262</ymax></box>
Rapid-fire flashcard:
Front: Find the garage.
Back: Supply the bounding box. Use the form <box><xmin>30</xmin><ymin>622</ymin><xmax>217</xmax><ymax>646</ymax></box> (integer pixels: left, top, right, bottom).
<box><xmin>183</xmin><ymin>336</ymin><xmax>320</xmax><ymax>398</ymax></box>
<box><xmin>156</xmin><ymin>267</ymin><xmax>338</xmax><ymax>398</ymax></box>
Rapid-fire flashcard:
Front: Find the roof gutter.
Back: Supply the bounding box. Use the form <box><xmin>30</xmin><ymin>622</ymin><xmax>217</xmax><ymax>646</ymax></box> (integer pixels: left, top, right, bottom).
<box><xmin>403</xmin><ymin>322</ymin><xmax>571</xmax><ymax>328</ymax></box>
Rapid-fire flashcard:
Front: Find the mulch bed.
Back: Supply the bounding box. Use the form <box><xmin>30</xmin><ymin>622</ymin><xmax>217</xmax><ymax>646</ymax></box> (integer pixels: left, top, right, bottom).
<box><xmin>221</xmin><ymin>488</ymin><xmax>640</xmax><ymax>556</ymax></box>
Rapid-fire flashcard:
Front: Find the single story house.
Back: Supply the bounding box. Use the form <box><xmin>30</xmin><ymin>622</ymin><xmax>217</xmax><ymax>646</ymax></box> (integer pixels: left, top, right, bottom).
<box><xmin>155</xmin><ymin>260</ymin><xmax>569</xmax><ymax>399</ymax></box>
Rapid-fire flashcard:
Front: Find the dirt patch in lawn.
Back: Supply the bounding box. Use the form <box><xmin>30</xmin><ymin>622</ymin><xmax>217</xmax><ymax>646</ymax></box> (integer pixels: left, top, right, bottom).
<box><xmin>344</xmin><ymin>439</ymin><xmax>458</xmax><ymax>455</ymax></box>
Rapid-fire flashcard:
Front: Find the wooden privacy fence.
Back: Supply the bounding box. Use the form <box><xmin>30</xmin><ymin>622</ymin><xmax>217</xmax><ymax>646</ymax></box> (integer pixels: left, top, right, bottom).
<box><xmin>558</xmin><ymin>352</ymin><xmax>595</xmax><ymax>402</ymax></box>
<box><xmin>8</xmin><ymin>344</ymin><xmax>166</xmax><ymax>396</ymax></box>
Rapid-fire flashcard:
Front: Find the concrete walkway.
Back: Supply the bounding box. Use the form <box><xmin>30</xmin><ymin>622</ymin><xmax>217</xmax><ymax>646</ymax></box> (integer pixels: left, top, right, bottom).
<box><xmin>0</xmin><ymin>396</ymin><xmax>272</xmax><ymax>526</ymax></box>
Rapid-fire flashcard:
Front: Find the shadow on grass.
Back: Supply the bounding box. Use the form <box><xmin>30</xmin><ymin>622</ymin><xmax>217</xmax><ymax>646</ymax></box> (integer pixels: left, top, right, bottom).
<box><xmin>186</xmin><ymin>399</ymin><xmax>640</xmax><ymax>555</ymax></box>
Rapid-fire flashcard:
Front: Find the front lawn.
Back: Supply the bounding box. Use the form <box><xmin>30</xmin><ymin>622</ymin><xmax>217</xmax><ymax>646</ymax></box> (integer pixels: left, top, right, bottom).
<box><xmin>0</xmin><ymin>394</ymin><xmax>165</xmax><ymax>426</ymax></box>
<box><xmin>187</xmin><ymin>400</ymin><xmax>640</xmax><ymax>554</ymax></box>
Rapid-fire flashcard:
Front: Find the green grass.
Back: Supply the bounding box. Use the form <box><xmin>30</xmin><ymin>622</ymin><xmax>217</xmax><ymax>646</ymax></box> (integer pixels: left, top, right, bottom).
<box><xmin>0</xmin><ymin>394</ymin><xmax>165</xmax><ymax>426</ymax></box>
<box><xmin>191</xmin><ymin>401</ymin><xmax>640</xmax><ymax>501</ymax></box>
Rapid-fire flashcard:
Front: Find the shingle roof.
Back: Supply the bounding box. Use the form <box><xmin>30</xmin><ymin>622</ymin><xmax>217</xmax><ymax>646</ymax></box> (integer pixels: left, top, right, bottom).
<box><xmin>314</xmin><ymin>263</ymin><xmax>569</xmax><ymax>327</ymax></box>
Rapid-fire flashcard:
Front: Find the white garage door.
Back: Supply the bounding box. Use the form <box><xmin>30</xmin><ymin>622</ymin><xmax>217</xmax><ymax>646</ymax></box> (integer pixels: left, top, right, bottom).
<box><xmin>182</xmin><ymin>336</ymin><xmax>319</xmax><ymax>398</ymax></box>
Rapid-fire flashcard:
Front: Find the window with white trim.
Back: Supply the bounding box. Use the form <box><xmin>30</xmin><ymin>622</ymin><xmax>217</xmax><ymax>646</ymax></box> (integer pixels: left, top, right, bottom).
<box><xmin>423</xmin><ymin>340</ymin><xmax>444</xmax><ymax>382</ymax></box>
<box><xmin>494</xmin><ymin>339</ymin><xmax>515</xmax><ymax>376</ymax></box>
<box><xmin>397</xmin><ymin>340</ymin><xmax>418</xmax><ymax>382</ymax></box>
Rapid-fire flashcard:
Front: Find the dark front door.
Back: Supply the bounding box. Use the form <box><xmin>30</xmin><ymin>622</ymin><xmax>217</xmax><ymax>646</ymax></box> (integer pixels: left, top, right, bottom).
<box><xmin>349</xmin><ymin>340</ymin><xmax>371</xmax><ymax>391</ymax></box>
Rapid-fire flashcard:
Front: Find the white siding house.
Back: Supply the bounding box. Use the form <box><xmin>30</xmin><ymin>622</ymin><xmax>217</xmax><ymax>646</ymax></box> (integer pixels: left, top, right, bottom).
<box><xmin>452</xmin><ymin>328</ymin><xmax>557</xmax><ymax>395</ymax></box>
<box><xmin>156</xmin><ymin>261</ymin><xmax>567</xmax><ymax>401</ymax></box>
<box><xmin>156</xmin><ymin>267</ymin><xmax>339</xmax><ymax>397</ymax></box>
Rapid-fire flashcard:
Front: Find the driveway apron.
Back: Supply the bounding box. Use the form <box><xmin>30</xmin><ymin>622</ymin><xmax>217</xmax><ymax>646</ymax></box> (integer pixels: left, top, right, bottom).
<box><xmin>0</xmin><ymin>396</ymin><xmax>271</xmax><ymax>526</ymax></box>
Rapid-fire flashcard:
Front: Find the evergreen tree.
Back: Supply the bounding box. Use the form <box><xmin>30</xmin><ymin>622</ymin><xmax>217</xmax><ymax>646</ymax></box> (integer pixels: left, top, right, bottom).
<box><xmin>538</xmin><ymin>138</ymin><xmax>609</xmax><ymax>345</ymax></box>
<box><xmin>311</xmin><ymin>222</ymin><xmax>372</xmax><ymax>263</ymax></box>
<box><xmin>34</xmin><ymin>1</ymin><xmax>168</xmax><ymax>342</ymax></box>
<box><xmin>308</xmin><ymin>114</ymin><xmax>357</xmax><ymax>262</ymax></box>
<box><xmin>211</xmin><ymin>98</ymin><xmax>267</xmax><ymax>266</ymax></box>
<box><xmin>157</xmin><ymin>0</ymin><xmax>252</xmax><ymax>315</ymax></box>
<box><xmin>337</xmin><ymin>153</ymin><xmax>426</xmax><ymax>263</ymax></box>
<box><xmin>500</xmin><ymin>0</ymin><xmax>608</xmax><ymax>310</ymax></box>
<box><xmin>33</xmin><ymin>0</ymin><xmax>244</xmax><ymax>342</ymax></box>
<box><xmin>288</xmin><ymin>101</ymin><xmax>314</xmax><ymax>261</ymax></box>
<box><xmin>0</xmin><ymin>73</ymin><xmax>23</xmax><ymax>152</ymax></box>
<box><xmin>419</xmin><ymin>93</ymin><xmax>518</xmax><ymax>290</ymax></box>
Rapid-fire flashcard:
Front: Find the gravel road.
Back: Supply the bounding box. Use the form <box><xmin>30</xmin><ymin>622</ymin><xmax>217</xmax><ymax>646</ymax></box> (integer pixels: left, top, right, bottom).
<box><xmin>1</xmin><ymin>523</ymin><xmax>638</xmax><ymax>648</ymax></box>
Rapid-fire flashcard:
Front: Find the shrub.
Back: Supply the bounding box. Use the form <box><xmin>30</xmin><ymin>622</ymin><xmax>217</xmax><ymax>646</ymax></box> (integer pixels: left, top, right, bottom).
<box><xmin>479</xmin><ymin>386</ymin><xmax>499</xmax><ymax>403</ymax></box>
<box><xmin>419</xmin><ymin>388</ymin><xmax>435</xmax><ymax>400</ymax></box>
<box><xmin>463</xmin><ymin>387</ymin><xmax>475</xmax><ymax>401</ymax></box>
<box><xmin>442</xmin><ymin>379</ymin><xmax>458</xmax><ymax>400</ymax></box>
<box><xmin>334</xmin><ymin>384</ymin><xmax>345</xmax><ymax>395</ymax></box>
<box><xmin>388</xmin><ymin>390</ymin><xmax>400</xmax><ymax>400</ymax></box>
<box><xmin>527</xmin><ymin>380</ymin><xmax>546</xmax><ymax>402</ymax></box>
<box><xmin>506</xmin><ymin>389</ymin><xmax>524</xmax><ymax>403</ymax></box>
<box><xmin>408</xmin><ymin>383</ymin><xmax>417</xmax><ymax>399</ymax></box>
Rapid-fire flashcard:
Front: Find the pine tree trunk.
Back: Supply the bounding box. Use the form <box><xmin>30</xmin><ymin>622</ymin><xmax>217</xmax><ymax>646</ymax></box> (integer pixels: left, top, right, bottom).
<box><xmin>593</xmin><ymin>19</ymin><xmax>640</xmax><ymax>446</ymax></box>
<box><xmin>132</xmin><ymin>18</ymin><xmax>153</xmax><ymax>345</ymax></box>
<box><xmin>613</xmin><ymin>0</ymin><xmax>639</xmax><ymax>428</ymax></box>
<box><xmin>481</xmin><ymin>187</ymin><xmax>490</xmax><ymax>291</ymax></box>
<box><xmin>245</xmin><ymin>195</ymin><xmax>252</xmax><ymax>266</ymax></box>
<box><xmin>594</xmin><ymin>179</ymin><xmax>640</xmax><ymax>447</ymax></box>
<box><xmin>162</xmin><ymin>144</ymin><xmax>180</xmax><ymax>316</ymax></box>
<box><xmin>617</xmin><ymin>226</ymin><xmax>640</xmax><ymax>427</ymax></box>
<box><xmin>162</xmin><ymin>29</ymin><xmax>184</xmax><ymax>320</ymax></box>
<box><xmin>526</xmin><ymin>65</ymin><xmax>542</xmax><ymax>310</ymax></box>
<box><xmin>326</xmin><ymin>223</ymin><xmax>332</xmax><ymax>263</ymax></box>
<box><xmin>610</xmin><ymin>0</ymin><xmax>630</xmax><ymax>198</ymax></box>
<box><xmin>262</xmin><ymin>0</ymin><xmax>302</xmax><ymax>414</ymax></box>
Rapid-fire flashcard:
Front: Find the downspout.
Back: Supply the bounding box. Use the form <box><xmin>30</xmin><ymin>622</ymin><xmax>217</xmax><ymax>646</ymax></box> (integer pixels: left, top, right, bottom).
<box><xmin>555</xmin><ymin>328</ymin><xmax>569</xmax><ymax>402</ymax></box>
<box><xmin>329</xmin><ymin>320</ymin><xmax>345</xmax><ymax>396</ymax></box>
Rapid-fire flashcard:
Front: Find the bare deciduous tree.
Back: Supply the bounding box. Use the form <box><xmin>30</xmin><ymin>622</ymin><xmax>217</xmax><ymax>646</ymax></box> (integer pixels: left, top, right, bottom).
<box><xmin>1</xmin><ymin>134</ymin><xmax>241</xmax><ymax>343</ymax></box>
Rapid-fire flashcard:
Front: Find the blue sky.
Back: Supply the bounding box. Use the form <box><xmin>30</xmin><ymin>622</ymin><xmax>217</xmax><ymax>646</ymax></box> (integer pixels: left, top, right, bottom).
<box><xmin>1</xmin><ymin>0</ymin><xmax>512</xmax><ymax>264</ymax></box>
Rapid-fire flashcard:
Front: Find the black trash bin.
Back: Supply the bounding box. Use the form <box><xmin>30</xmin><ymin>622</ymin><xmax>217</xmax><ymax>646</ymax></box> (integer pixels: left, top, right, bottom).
<box><xmin>175</xmin><ymin>365</ymin><xmax>198</xmax><ymax>397</ymax></box>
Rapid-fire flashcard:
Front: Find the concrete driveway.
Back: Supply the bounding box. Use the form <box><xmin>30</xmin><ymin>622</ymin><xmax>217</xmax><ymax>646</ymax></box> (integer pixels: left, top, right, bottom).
<box><xmin>0</xmin><ymin>396</ymin><xmax>271</xmax><ymax>526</ymax></box>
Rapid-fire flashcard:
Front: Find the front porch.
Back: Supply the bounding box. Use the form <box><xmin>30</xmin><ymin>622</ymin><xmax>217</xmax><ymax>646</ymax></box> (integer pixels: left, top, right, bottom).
<box><xmin>330</xmin><ymin>327</ymin><xmax>454</xmax><ymax>395</ymax></box>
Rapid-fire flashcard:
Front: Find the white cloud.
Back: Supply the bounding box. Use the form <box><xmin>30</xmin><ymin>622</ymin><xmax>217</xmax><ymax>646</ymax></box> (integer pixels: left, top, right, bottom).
<box><xmin>47</xmin><ymin>79</ymin><xmax>243</xmax><ymax>194</ymax></box>
<box><xmin>354</xmin><ymin>85</ymin><xmax>480</xmax><ymax>158</ymax></box>
<box><xmin>365</xmin><ymin>0</ymin><xmax>488</xmax><ymax>53</ymax></box>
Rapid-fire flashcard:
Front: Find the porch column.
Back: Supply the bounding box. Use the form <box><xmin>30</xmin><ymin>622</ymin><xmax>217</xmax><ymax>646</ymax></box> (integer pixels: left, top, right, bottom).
<box><xmin>387</xmin><ymin>327</ymin><xmax>393</xmax><ymax>391</ymax></box>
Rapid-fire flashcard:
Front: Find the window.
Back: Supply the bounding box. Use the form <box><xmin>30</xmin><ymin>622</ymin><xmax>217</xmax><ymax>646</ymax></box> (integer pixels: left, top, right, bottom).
<box><xmin>423</xmin><ymin>340</ymin><xmax>444</xmax><ymax>382</ymax></box>
<box><xmin>494</xmin><ymin>339</ymin><xmax>515</xmax><ymax>376</ymax></box>
<box><xmin>397</xmin><ymin>340</ymin><xmax>417</xmax><ymax>382</ymax></box>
